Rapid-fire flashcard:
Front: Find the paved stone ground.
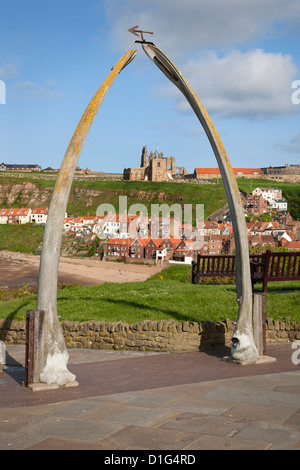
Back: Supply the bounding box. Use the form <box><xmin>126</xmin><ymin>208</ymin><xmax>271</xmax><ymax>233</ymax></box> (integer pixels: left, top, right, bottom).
<box><xmin>0</xmin><ymin>343</ymin><xmax>299</xmax><ymax>451</ymax></box>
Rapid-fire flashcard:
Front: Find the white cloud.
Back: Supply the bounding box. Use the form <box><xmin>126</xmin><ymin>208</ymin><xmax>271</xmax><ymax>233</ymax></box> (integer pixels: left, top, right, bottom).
<box><xmin>0</xmin><ymin>63</ymin><xmax>18</xmax><ymax>79</ymax></box>
<box><xmin>153</xmin><ymin>49</ymin><xmax>299</xmax><ymax>120</ymax></box>
<box><xmin>10</xmin><ymin>79</ymin><xmax>64</xmax><ymax>102</ymax></box>
<box><xmin>105</xmin><ymin>0</ymin><xmax>300</xmax><ymax>56</ymax></box>
<box><xmin>104</xmin><ymin>0</ymin><xmax>300</xmax><ymax>120</ymax></box>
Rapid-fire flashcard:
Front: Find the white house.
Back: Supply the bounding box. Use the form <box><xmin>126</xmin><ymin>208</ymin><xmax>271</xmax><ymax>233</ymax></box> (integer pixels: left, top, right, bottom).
<box><xmin>30</xmin><ymin>208</ymin><xmax>48</xmax><ymax>224</ymax></box>
<box><xmin>249</xmin><ymin>222</ymin><xmax>274</xmax><ymax>236</ymax></box>
<box><xmin>102</xmin><ymin>214</ymin><xmax>121</xmax><ymax>237</ymax></box>
<box><xmin>18</xmin><ymin>208</ymin><xmax>32</xmax><ymax>224</ymax></box>
<box><xmin>0</xmin><ymin>208</ymin><xmax>10</xmax><ymax>224</ymax></box>
<box><xmin>3</xmin><ymin>208</ymin><xmax>32</xmax><ymax>224</ymax></box>
<box><xmin>271</xmin><ymin>199</ymin><xmax>288</xmax><ymax>212</ymax></box>
<box><xmin>64</xmin><ymin>216</ymin><xmax>83</xmax><ymax>232</ymax></box>
<box><xmin>252</xmin><ymin>187</ymin><xmax>282</xmax><ymax>204</ymax></box>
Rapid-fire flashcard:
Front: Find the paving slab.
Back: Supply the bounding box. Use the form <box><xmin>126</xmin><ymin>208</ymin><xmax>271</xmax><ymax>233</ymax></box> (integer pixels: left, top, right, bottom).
<box><xmin>222</xmin><ymin>402</ymin><xmax>297</xmax><ymax>424</ymax></box>
<box><xmin>203</xmin><ymin>386</ymin><xmax>300</xmax><ymax>408</ymax></box>
<box><xmin>0</xmin><ymin>343</ymin><xmax>300</xmax><ymax>451</ymax></box>
<box><xmin>160</xmin><ymin>411</ymin><xmax>249</xmax><ymax>436</ymax></box>
<box><xmin>183</xmin><ymin>433</ymin><xmax>272</xmax><ymax>450</ymax></box>
<box><xmin>94</xmin><ymin>424</ymin><xmax>196</xmax><ymax>451</ymax></box>
<box><xmin>233</xmin><ymin>421</ymin><xmax>300</xmax><ymax>447</ymax></box>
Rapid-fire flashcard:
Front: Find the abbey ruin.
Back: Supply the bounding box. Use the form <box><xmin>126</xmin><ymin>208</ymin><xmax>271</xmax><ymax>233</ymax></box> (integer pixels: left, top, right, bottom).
<box><xmin>123</xmin><ymin>146</ymin><xmax>300</xmax><ymax>184</ymax></box>
<box><xmin>123</xmin><ymin>146</ymin><xmax>188</xmax><ymax>182</ymax></box>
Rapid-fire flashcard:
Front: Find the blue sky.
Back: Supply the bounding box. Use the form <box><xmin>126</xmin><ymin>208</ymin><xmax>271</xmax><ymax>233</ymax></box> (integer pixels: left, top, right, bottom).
<box><xmin>0</xmin><ymin>0</ymin><xmax>300</xmax><ymax>173</ymax></box>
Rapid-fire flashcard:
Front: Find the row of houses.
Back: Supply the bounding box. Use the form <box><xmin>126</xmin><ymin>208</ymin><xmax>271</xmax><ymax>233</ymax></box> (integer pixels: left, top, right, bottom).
<box><xmin>1</xmin><ymin>206</ymin><xmax>298</xmax><ymax>246</ymax></box>
<box><xmin>105</xmin><ymin>231</ymin><xmax>300</xmax><ymax>264</ymax></box>
<box><xmin>104</xmin><ymin>216</ymin><xmax>300</xmax><ymax>263</ymax></box>
<box><xmin>244</xmin><ymin>187</ymin><xmax>288</xmax><ymax>216</ymax></box>
<box><xmin>0</xmin><ymin>163</ymin><xmax>42</xmax><ymax>172</ymax></box>
<box><xmin>0</xmin><ymin>207</ymin><xmax>48</xmax><ymax>224</ymax></box>
<box><xmin>0</xmin><ymin>163</ymin><xmax>91</xmax><ymax>174</ymax></box>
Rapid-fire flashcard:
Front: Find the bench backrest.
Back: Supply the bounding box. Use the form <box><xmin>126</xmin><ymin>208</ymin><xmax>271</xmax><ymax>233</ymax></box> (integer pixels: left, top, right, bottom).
<box><xmin>196</xmin><ymin>254</ymin><xmax>236</xmax><ymax>276</ymax></box>
<box><xmin>266</xmin><ymin>251</ymin><xmax>300</xmax><ymax>281</ymax></box>
<box><xmin>195</xmin><ymin>251</ymin><xmax>300</xmax><ymax>279</ymax></box>
<box><xmin>196</xmin><ymin>253</ymin><xmax>266</xmax><ymax>274</ymax></box>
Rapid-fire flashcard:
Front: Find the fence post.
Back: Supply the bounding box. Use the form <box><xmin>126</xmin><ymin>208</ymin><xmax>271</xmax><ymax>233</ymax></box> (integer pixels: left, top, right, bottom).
<box><xmin>252</xmin><ymin>293</ymin><xmax>266</xmax><ymax>357</ymax></box>
<box><xmin>0</xmin><ymin>340</ymin><xmax>5</xmax><ymax>372</ymax></box>
<box><xmin>24</xmin><ymin>310</ymin><xmax>45</xmax><ymax>387</ymax></box>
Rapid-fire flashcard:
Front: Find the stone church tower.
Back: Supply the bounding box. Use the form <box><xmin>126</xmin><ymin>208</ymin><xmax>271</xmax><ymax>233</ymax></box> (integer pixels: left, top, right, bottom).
<box><xmin>140</xmin><ymin>146</ymin><xmax>149</xmax><ymax>168</ymax></box>
<box><xmin>123</xmin><ymin>145</ymin><xmax>187</xmax><ymax>181</ymax></box>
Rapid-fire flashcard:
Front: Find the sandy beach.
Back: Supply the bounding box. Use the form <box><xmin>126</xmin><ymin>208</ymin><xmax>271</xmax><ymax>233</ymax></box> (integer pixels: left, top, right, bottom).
<box><xmin>0</xmin><ymin>251</ymin><xmax>163</xmax><ymax>288</ymax></box>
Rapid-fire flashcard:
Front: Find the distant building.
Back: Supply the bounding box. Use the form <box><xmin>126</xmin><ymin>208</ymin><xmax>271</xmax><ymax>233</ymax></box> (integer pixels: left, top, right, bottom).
<box><xmin>123</xmin><ymin>146</ymin><xmax>187</xmax><ymax>182</ymax></box>
<box><xmin>244</xmin><ymin>194</ymin><xmax>268</xmax><ymax>216</ymax></box>
<box><xmin>192</xmin><ymin>168</ymin><xmax>262</xmax><ymax>179</ymax></box>
<box><xmin>271</xmin><ymin>199</ymin><xmax>288</xmax><ymax>212</ymax></box>
<box><xmin>251</xmin><ymin>187</ymin><xmax>287</xmax><ymax>213</ymax></box>
<box><xmin>0</xmin><ymin>207</ymin><xmax>31</xmax><ymax>224</ymax></box>
<box><xmin>43</xmin><ymin>167</ymin><xmax>56</xmax><ymax>172</ymax></box>
<box><xmin>252</xmin><ymin>187</ymin><xmax>282</xmax><ymax>203</ymax></box>
<box><xmin>30</xmin><ymin>208</ymin><xmax>48</xmax><ymax>224</ymax></box>
<box><xmin>261</xmin><ymin>164</ymin><xmax>300</xmax><ymax>183</ymax></box>
<box><xmin>0</xmin><ymin>163</ymin><xmax>41</xmax><ymax>172</ymax></box>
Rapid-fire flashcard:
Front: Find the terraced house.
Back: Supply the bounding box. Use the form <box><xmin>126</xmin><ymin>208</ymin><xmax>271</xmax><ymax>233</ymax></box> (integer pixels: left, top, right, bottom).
<box><xmin>30</xmin><ymin>208</ymin><xmax>48</xmax><ymax>224</ymax></box>
<box><xmin>0</xmin><ymin>207</ymin><xmax>31</xmax><ymax>224</ymax></box>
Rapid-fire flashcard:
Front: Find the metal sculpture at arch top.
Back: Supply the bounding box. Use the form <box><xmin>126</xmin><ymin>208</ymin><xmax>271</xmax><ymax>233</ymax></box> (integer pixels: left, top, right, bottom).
<box><xmin>142</xmin><ymin>43</ymin><xmax>259</xmax><ymax>364</ymax></box>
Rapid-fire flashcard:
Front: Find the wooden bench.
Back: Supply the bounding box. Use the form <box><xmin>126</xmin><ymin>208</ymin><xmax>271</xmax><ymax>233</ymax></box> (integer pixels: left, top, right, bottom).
<box><xmin>192</xmin><ymin>251</ymin><xmax>300</xmax><ymax>292</ymax></box>
<box><xmin>251</xmin><ymin>250</ymin><xmax>300</xmax><ymax>292</ymax></box>
<box><xmin>192</xmin><ymin>253</ymin><xmax>264</xmax><ymax>284</ymax></box>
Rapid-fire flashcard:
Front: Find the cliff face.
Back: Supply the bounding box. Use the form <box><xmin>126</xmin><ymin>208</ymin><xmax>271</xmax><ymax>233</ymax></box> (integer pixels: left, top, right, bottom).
<box><xmin>0</xmin><ymin>182</ymin><xmax>185</xmax><ymax>210</ymax></box>
<box><xmin>0</xmin><ymin>182</ymin><xmax>53</xmax><ymax>207</ymax></box>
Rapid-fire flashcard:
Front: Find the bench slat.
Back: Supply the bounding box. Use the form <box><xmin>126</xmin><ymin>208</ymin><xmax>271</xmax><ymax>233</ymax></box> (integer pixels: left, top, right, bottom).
<box><xmin>192</xmin><ymin>251</ymin><xmax>300</xmax><ymax>290</ymax></box>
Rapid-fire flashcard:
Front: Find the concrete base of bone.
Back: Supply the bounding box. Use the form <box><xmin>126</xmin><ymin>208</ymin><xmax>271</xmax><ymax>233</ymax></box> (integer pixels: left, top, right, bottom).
<box><xmin>26</xmin><ymin>380</ymin><xmax>79</xmax><ymax>392</ymax></box>
<box><xmin>223</xmin><ymin>355</ymin><xmax>276</xmax><ymax>366</ymax></box>
<box><xmin>230</xmin><ymin>331</ymin><xmax>260</xmax><ymax>364</ymax></box>
<box><xmin>39</xmin><ymin>351</ymin><xmax>77</xmax><ymax>387</ymax></box>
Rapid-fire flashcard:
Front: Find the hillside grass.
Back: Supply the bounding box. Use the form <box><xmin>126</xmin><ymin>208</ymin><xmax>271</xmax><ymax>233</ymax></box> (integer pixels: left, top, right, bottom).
<box><xmin>67</xmin><ymin>180</ymin><xmax>228</xmax><ymax>221</ymax></box>
<box><xmin>1</xmin><ymin>265</ymin><xmax>299</xmax><ymax>323</ymax></box>
<box><xmin>1</xmin><ymin>175</ymin><xmax>299</xmax><ymax>220</ymax></box>
<box><xmin>0</xmin><ymin>224</ymin><xmax>45</xmax><ymax>254</ymax></box>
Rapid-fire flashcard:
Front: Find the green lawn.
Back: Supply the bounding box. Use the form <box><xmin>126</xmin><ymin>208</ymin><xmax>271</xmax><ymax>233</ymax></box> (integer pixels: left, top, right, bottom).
<box><xmin>1</xmin><ymin>266</ymin><xmax>299</xmax><ymax>323</ymax></box>
<box><xmin>0</xmin><ymin>224</ymin><xmax>45</xmax><ymax>254</ymax></box>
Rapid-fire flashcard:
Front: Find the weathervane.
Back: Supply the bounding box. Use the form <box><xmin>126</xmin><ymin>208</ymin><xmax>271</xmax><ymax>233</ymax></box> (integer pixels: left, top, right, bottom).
<box><xmin>128</xmin><ymin>25</ymin><xmax>154</xmax><ymax>43</ymax></box>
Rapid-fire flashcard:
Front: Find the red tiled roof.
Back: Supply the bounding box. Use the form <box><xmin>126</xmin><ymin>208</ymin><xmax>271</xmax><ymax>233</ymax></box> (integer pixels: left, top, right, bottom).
<box><xmin>7</xmin><ymin>208</ymin><xmax>30</xmax><ymax>216</ymax></box>
<box><xmin>195</xmin><ymin>168</ymin><xmax>220</xmax><ymax>174</ymax></box>
<box><xmin>0</xmin><ymin>209</ymin><xmax>10</xmax><ymax>216</ymax></box>
<box><xmin>282</xmin><ymin>241</ymin><xmax>300</xmax><ymax>249</ymax></box>
<box><xmin>107</xmin><ymin>238</ymin><xmax>132</xmax><ymax>245</ymax></box>
<box><xmin>32</xmin><ymin>208</ymin><xmax>48</xmax><ymax>214</ymax></box>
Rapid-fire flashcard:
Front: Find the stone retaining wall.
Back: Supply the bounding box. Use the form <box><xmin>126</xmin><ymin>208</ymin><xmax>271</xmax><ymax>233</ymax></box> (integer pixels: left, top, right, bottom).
<box><xmin>1</xmin><ymin>318</ymin><xmax>299</xmax><ymax>352</ymax></box>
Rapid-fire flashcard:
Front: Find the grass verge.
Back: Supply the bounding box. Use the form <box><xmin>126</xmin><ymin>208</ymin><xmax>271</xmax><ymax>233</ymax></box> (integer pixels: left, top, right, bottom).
<box><xmin>0</xmin><ymin>224</ymin><xmax>44</xmax><ymax>254</ymax></box>
<box><xmin>0</xmin><ymin>266</ymin><xmax>299</xmax><ymax>323</ymax></box>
